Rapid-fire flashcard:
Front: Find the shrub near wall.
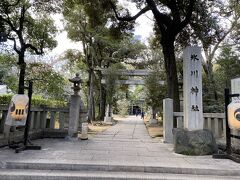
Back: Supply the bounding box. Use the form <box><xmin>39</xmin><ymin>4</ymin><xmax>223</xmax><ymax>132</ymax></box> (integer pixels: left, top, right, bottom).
<box><xmin>0</xmin><ymin>94</ymin><xmax>67</xmax><ymax>108</ymax></box>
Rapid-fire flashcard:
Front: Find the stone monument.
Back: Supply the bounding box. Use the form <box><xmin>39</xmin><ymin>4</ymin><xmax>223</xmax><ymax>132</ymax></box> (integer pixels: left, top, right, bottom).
<box><xmin>183</xmin><ymin>46</ymin><xmax>203</xmax><ymax>130</ymax></box>
<box><xmin>172</xmin><ymin>47</ymin><xmax>216</xmax><ymax>153</ymax></box>
<box><xmin>67</xmin><ymin>73</ymin><xmax>82</xmax><ymax>139</ymax></box>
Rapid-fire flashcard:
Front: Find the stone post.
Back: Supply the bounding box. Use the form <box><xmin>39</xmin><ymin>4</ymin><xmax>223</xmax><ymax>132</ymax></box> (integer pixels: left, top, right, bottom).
<box><xmin>177</xmin><ymin>117</ymin><xmax>183</xmax><ymax>128</ymax></box>
<box><xmin>149</xmin><ymin>107</ymin><xmax>157</xmax><ymax>124</ymax></box>
<box><xmin>163</xmin><ymin>98</ymin><xmax>173</xmax><ymax>143</ymax></box>
<box><xmin>183</xmin><ymin>46</ymin><xmax>203</xmax><ymax>130</ymax></box>
<box><xmin>80</xmin><ymin>122</ymin><xmax>88</xmax><ymax>140</ymax></box>
<box><xmin>104</xmin><ymin>104</ymin><xmax>113</xmax><ymax>124</ymax></box>
<box><xmin>68</xmin><ymin>95</ymin><xmax>81</xmax><ymax>137</ymax></box>
<box><xmin>67</xmin><ymin>73</ymin><xmax>82</xmax><ymax>139</ymax></box>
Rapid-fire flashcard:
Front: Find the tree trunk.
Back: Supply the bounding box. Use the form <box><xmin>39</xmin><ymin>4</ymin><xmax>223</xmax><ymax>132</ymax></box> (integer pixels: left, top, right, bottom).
<box><xmin>109</xmin><ymin>104</ymin><xmax>112</xmax><ymax>117</ymax></box>
<box><xmin>100</xmin><ymin>83</ymin><xmax>106</xmax><ymax>120</ymax></box>
<box><xmin>97</xmin><ymin>71</ymin><xmax>106</xmax><ymax>120</ymax></box>
<box><xmin>161</xmin><ymin>39</ymin><xmax>180</xmax><ymax>112</ymax></box>
<box><xmin>87</xmin><ymin>69</ymin><xmax>95</xmax><ymax>123</ymax></box>
<box><xmin>203</xmin><ymin>58</ymin><xmax>218</xmax><ymax>101</ymax></box>
<box><xmin>17</xmin><ymin>53</ymin><xmax>25</xmax><ymax>94</ymax></box>
<box><xmin>152</xmin><ymin>106</ymin><xmax>157</xmax><ymax>119</ymax></box>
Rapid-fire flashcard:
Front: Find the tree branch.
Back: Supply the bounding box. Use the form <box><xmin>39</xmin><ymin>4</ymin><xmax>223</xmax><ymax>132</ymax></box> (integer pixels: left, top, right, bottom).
<box><xmin>1</xmin><ymin>11</ymin><xmax>18</xmax><ymax>32</ymax></box>
<box><xmin>19</xmin><ymin>5</ymin><xmax>26</xmax><ymax>32</ymax></box>
<box><xmin>209</xmin><ymin>18</ymin><xmax>239</xmax><ymax>61</ymax></box>
<box><xmin>167</xmin><ymin>0</ymin><xmax>181</xmax><ymax>23</ymax></box>
<box><xmin>109</xmin><ymin>1</ymin><xmax>150</xmax><ymax>21</ymax></box>
<box><xmin>176</xmin><ymin>0</ymin><xmax>195</xmax><ymax>34</ymax></box>
<box><xmin>4</xmin><ymin>0</ymin><xmax>20</xmax><ymax>7</ymax></box>
<box><xmin>8</xmin><ymin>37</ymin><xmax>20</xmax><ymax>54</ymax></box>
<box><xmin>146</xmin><ymin>0</ymin><xmax>172</xmax><ymax>27</ymax></box>
<box><xmin>25</xmin><ymin>43</ymin><xmax>43</xmax><ymax>55</ymax></box>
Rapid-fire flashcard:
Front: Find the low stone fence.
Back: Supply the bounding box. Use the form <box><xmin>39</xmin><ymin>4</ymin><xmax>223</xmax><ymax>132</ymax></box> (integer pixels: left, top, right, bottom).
<box><xmin>0</xmin><ymin>105</ymin><xmax>87</xmax><ymax>146</ymax></box>
<box><xmin>173</xmin><ymin>112</ymin><xmax>225</xmax><ymax>138</ymax></box>
<box><xmin>163</xmin><ymin>98</ymin><xmax>225</xmax><ymax>143</ymax></box>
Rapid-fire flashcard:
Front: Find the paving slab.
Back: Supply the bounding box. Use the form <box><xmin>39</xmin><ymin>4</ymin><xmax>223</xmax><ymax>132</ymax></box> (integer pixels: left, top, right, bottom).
<box><xmin>0</xmin><ymin>115</ymin><xmax>240</xmax><ymax>178</ymax></box>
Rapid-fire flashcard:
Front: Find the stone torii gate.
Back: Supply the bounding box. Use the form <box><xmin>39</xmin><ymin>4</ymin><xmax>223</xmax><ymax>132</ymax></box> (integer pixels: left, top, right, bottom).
<box><xmin>100</xmin><ymin>69</ymin><xmax>164</xmax><ymax>123</ymax></box>
<box><xmin>100</xmin><ymin>69</ymin><xmax>164</xmax><ymax>85</ymax></box>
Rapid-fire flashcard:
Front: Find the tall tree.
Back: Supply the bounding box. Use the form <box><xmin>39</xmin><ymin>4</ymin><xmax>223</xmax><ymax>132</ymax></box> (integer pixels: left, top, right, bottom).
<box><xmin>0</xmin><ymin>0</ymin><xmax>59</xmax><ymax>94</ymax></box>
<box><xmin>189</xmin><ymin>0</ymin><xmax>240</xmax><ymax>101</ymax></box>
<box><xmin>109</xmin><ymin>0</ymin><xmax>196</xmax><ymax>111</ymax></box>
<box><xmin>63</xmin><ymin>0</ymin><xmax>136</xmax><ymax>121</ymax></box>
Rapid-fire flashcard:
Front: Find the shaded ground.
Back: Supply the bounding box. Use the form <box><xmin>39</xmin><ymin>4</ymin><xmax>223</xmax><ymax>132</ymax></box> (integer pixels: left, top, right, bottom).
<box><xmin>143</xmin><ymin>116</ymin><xmax>163</xmax><ymax>138</ymax></box>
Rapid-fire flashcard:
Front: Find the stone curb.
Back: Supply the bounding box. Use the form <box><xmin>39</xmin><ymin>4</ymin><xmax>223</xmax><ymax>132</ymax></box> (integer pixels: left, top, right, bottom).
<box><xmin>5</xmin><ymin>161</ymin><xmax>240</xmax><ymax>177</ymax></box>
<box><xmin>0</xmin><ymin>169</ymin><xmax>240</xmax><ymax>180</ymax></box>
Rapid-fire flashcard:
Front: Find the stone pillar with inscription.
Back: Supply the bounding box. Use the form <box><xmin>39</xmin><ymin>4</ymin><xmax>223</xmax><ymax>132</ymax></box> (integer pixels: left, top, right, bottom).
<box><xmin>183</xmin><ymin>46</ymin><xmax>203</xmax><ymax>130</ymax></box>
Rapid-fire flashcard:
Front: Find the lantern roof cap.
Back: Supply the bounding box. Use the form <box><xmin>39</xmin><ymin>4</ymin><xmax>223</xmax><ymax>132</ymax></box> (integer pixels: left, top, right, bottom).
<box><xmin>69</xmin><ymin>73</ymin><xmax>81</xmax><ymax>83</ymax></box>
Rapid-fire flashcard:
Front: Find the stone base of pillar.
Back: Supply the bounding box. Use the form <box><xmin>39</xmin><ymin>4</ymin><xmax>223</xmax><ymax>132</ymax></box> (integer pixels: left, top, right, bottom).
<box><xmin>104</xmin><ymin>116</ymin><xmax>113</xmax><ymax>124</ymax></box>
<box><xmin>149</xmin><ymin>118</ymin><xmax>158</xmax><ymax>125</ymax></box>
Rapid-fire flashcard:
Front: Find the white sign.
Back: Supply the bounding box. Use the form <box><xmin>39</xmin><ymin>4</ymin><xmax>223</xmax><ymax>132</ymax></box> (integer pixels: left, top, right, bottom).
<box><xmin>228</xmin><ymin>99</ymin><xmax>240</xmax><ymax>130</ymax></box>
<box><xmin>5</xmin><ymin>94</ymin><xmax>29</xmax><ymax>126</ymax></box>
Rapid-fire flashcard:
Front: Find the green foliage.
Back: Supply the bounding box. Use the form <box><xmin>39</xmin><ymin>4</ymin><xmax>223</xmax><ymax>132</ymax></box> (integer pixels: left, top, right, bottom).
<box><xmin>0</xmin><ymin>0</ymin><xmax>59</xmax><ymax>53</ymax></box>
<box><xmin>144</xmin><ymin>69</ymin><xmax>167</xmax><ymax>111</ymax></box>
<box><xmin>0</xmin><ymin>54</ymin><xmax>18</xmax><ymax>92</ymax></box>
<box><xmin>129</xmin><ymin>85</ymin><xmax>145</xmax><ymax>102</ymax></box>
<box><xmin>203</xmin><ymin>47</ymin><xmax>240</xmax><ymax>113</ymax></box>
<box><xmin>105</xmin><ymin>63</ymin><xmax>125</xmax><ymax>105</ymax></box>
<box><xmin>215</xmin><ymin>47</ymin><xmax>240</xmax><ymax>88</ymax></box>
<box><xmin>0</xmin><ymin>94</ymin><xmax>67</xmax><ymax>107</ymax></box>
<box><xmin>116</xmin><ymin>98</ymin><xmax>130</xmax><ymax>116</ymax></box>
<box><xmin>25</xmin><ymin>62</ymin><xmax>68</xmax><ymax>100</ymax></box>
<box><xmin>0</xmin><ymin>54</ymin><xmax>68</xmax><ymax>100</ymax></box>
<box><xmin>0</xmin><ymin>94</ymin><xmax>12</xmax><ymax>105</ymax></box>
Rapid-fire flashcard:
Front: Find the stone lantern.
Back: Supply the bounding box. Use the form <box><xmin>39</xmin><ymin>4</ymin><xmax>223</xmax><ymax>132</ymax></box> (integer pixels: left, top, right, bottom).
<box><xmin>67</xmin><ymin>73</ymin><xmax>82</xmax><ymax>139</ymax></box>
<box><xmin>69</xmin><ymin>73</ymin><xmax>82</xmax><ymax>95</ymax></box>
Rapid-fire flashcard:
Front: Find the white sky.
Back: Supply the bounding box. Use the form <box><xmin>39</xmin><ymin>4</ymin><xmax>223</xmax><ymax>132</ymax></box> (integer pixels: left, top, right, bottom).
<box><xmin>49</xmin><ymin>1</ymin><xmax>154</xmax><ymax>56</ymax></box>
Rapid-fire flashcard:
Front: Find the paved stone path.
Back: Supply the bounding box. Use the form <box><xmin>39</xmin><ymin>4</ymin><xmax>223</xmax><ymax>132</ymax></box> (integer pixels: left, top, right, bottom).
<box><xmin>1</xmin><ymin>116</ymin><xmax>240</xmax><ymax>179</ymax></box>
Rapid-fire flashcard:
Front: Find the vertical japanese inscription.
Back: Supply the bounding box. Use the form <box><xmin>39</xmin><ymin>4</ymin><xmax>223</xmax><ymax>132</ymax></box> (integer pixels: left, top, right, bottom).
<box><xmin>190</xmin><ymin>53</ymin><xmax>199</xmax><ymax>111</ymax></box>
<box><xmin>183</xmin><ymin>46</ymin><xmax>203</xmax><ymax>130</ymax></box>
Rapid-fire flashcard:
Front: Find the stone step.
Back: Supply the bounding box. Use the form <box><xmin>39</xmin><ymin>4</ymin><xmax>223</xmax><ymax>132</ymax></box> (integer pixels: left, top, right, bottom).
<box><xmin>0</xmin><ymin>169</ymin><xmax>239</xmax><ymax>180</ymax></box>
<box><xmin>5</xmin><ymin>161</ymin><xmax>240</xmax><ymax>177</ymax></box>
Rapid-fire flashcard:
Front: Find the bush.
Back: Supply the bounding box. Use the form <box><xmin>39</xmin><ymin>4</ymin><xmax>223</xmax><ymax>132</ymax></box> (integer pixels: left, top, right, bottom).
<box><xmin>0</xmin><ymin>94</ymin><xmax>67</xmax><ymax>108</ymax></box>
<box><xmin>0</xmin><ymin>94</ymin><xmax>12</xmax><ymax>105</ymax></box>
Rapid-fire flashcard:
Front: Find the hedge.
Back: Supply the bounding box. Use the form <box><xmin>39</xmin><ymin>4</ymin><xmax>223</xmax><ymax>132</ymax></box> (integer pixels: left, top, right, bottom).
<box><xmin>0</xmin><ymin>94</ymin><xmax>67</xmax><ymax>108</ymax></box>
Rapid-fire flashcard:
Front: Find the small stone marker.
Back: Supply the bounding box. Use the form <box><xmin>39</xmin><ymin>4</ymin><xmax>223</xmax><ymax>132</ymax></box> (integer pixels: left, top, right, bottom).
<box><xmin>80</xmin><ymin>123</ymin><xmax>88</xmax><ymax>140</ymax></box>
<box><xmin>183</xmin><ymin>46</ymin><xmax>203</xmax><ymax>130</ymax></box>
<box><xmin>104</xmin><ymin>104</ymin><xmax>113</xmax><ymax>124</ymax></box>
